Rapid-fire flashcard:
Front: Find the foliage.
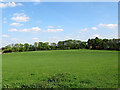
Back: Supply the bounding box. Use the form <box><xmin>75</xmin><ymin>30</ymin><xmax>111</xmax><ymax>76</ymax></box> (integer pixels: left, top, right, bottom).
<box><xmin>2</xmin><ymin>73</ymin><xmax>90</xmax><ymax>88</ymax></box>
<box><xmin>1</xmin><ymin>37</ymin><xmax>120</xmax><ymax>53</ymax></box>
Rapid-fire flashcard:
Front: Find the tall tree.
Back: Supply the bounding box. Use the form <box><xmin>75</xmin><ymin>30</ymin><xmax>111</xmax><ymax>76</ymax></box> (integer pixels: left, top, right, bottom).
<box><xmin>15</xmin><ymin>43</ymin><xmax>19</xmax><ymax>52</ymax></box>
<box><xmin>38</xmin><ymin>42</ymin><xmax>44</xmax><ymax>50</ymax></box>
<box><xmin>34</xmin><ymin>42</ymin><xmax>38</xmax><ymax>51</ymax></box>
<box><xmin>50</xmin><ymin>43</ymin><xmax>56</xmax><ymax>50</ymax></box>
<box><xmin>24</xmin><ymin>43</ymin><xmax>29</xmax><ymax>51</ymax></box>
<box><xmin>19</xmin><ymin>44</ymin><xmax>24</xmax><ymax>52</ymax></box>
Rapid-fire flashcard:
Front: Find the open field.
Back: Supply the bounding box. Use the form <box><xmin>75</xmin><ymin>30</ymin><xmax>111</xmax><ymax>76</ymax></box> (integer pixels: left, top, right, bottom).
<box><xmin>2</xmin><ymin>49</ymin><xmax>118</xmax><ymax>88</ymax></box>
<box><xmin>0</xmin><ymin>53</ymin><xmax>1</xmax><ymax>89</ymax></box>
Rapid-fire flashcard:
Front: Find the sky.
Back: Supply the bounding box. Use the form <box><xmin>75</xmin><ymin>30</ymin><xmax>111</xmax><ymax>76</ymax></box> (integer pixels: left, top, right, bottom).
<box><xmin>0</xmin><ymin>2</ymin><xmax>118</xmax><ymax>47</ymax></box>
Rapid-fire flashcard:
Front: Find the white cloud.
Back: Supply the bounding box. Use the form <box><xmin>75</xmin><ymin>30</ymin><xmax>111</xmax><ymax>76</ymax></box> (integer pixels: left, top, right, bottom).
<box><xmin>8</xmin><ymin>27</ymin><xmax>41</xmax><ymax>33</ymax></box>
<box><xmin>19</xmin><ymin>27</ymin><xmax>41</xmax><ymax>32</ymax></box>
<box><xmin>57</xmin><ymin>26</ymin><xmax>62</xmax><ymax>28</ymax></box>
<box><xmin>2</xmin><ymin>34</ymin><xmax>8</xmax><ymax>38</ymax></box>
<box><xmin>11</xmin><ymin>13</ymin><xmax>29</xmax><ymax>22</ymax></box>
<box><xmin>91</xmin><ymin>27</ymin><xmax>97</xmax><ymax>30</ymax></box>
<box><xmin>17</xmin><ymin>3</ymin><xmax>23</xmax><ymax>6</ymax></box>
<box><xmin>78</xmin><ymin>28</ymin><xmax>88</xmax><ymax>33</ymax></box>
<box><xmin>81</xmin><ymin>28</ymin><xmax>88</xmax><ymax>32</ymax></box>
<box><xmin>13</xmin><ymin>13</ymin><xmax>25</xmax><ymax>16</ymax></box>
<box><xmin>43</xmin><ymin>28</ymin><xmax>63</xmax><ymax>33</ymax></box>
<box><xmin>10</xmin><ymin>23</ymin><xmax>24</xmax><ymax>27</ymax></box>
<box><xmin>0</xmin><ymin>2</ymin><xmax>23</xmax><ymax>8</ymax></box>
<box><xmin>33</xmin><ymin>38</ymin><xmax>39</xmax><ymax>42</ymax></box>
<box><xmin>48</xmin><ymin>26</ymin><xmax>54</xmax><ymax>28</ymax></box>
<box><xmin>92</xmin><ymin>34</ymin><xmax>99</xmax><ymax>38</ymax></box>
<box><xmin>8</xmin><ymin>29</ymin><xmax>18</xmax><ymax>32</ymax></box>
<box><xmin>98</xmin><ymin>23</ymin><xmax>117</xmax><ymax>29</ymax></box>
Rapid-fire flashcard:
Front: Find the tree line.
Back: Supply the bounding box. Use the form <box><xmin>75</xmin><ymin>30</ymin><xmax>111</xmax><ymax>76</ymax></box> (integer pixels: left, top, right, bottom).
<box><xmin>1</xmin><ymin>37</ymin><xmax>120</xmax><ymax>53</ymax></box>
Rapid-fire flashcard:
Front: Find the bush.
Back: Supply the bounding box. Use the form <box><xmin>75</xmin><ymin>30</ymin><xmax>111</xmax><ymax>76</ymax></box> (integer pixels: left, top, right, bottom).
<box><xmin>3</xmin><ymin>48</ymin><xmax>12</xmax><ymax>53</ymax></box>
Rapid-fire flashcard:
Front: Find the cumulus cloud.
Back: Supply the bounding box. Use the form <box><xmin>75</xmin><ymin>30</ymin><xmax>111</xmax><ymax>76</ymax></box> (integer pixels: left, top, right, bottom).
<box><xmin>19</xmin><ymin>27</ymin><xmax>41</xmax><ymax>32</ymax></box>
<box><xmin>57</xmin><ymin>26</ymin><xmax>62</xmax><ymax>28</ymax></box>
<box><xmin>92</xmin><ymin>34</ymin><xmax>99</xmax><ymax>38</ymax></box>
<box><xmin>11</xmin><ymin>13</ymin><xmax>29</xmax><ymax>22</ymax></box>
<box><xmin>98</xmin><ymin>24</ymin><xmax>117</xmax><ymax>29</ymax></box>
<box><xmin>8</xmin><ymin>27</ymin><xmax>41</xmax><ymax>33</ymax></box>
<box><xmin>43</xmin><ymin>28</ymin><xmax>63</xmax><ymax>33</ymax></box>
<box><xmin>17</xmin><ymin>3</ymin><xmax>23</xmax><ymax>6</ymax></box>
<box><xmin>2</xmin><ymin>34</ymin><xmax>8</xmax><ymax>38</ymax></box>
<box><xmin>13</xmin><ymin>13</ymin><xmax>25</xmax><ymax>16</ymax></box>
<box><xmin>8</xmin><ymin>29</ymin><xmax>18</xmax><ymax>32</ymax></box>
<box><xmin>78</xmin><ymin>28</ymin><xmax>88</xmax><ymax>33</ymax></box>
<box><xmin>0</xmin><ymin>2</ymin><xmax>23</xmax><ymax>8</ymax></box>
<box><xmin>91</xmin><ymin>27</ymin><xmax>97</xmax><ymax>30</ymax></box>
<box><xmin>81</xmin><ymin>28</ymin><xmax>88</xmax><ymax>32</ymax></box>
<box><xmin>33</xmin><ymin>38</ymin><xmax>39</xmax><ymax>42</ymax></box>
<box><xmin>48</xmin><ymin>26</ymin><xmax>54</xmax><ymax>28</ymax></box>
<box><xmin>10</xmin><ymin>23</ymin><xmax>24</xmax><ymax>27</ymax></box>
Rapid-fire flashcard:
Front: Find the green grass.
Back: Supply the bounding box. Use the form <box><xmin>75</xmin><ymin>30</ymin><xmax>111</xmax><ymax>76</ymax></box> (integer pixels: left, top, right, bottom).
<box><xmin>2</xmin><ymin>49</ymin><xmax>118</xmax><ymax>88</ymax></box>
<box><xmin>0</xmin><ymin>54</ymin><xmax>1</xmax><ymax>89</ymax></box>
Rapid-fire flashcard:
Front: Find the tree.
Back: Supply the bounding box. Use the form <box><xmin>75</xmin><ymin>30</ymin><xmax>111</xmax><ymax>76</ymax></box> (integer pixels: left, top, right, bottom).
<box><xmin>1</xmin><ymin>38</ymin><xmax>120</xmax><ymax>53</ymax></box>
<box><xmin>19</xmin><ymin>44</ymin><xmax>24</xmax><ymax>52</ymax></box>
<box><xmin>103</xmin><ymin>39</ymin><xmax>109</xmax><ymax>50</ymax></box>
<box><xmin>24</xmin><ymin>43</ymin><xmax>29</xmax><ymax>51</ymax></box>
<box><xmin>29</xmin><ymin>44</ymin><xmax>34</xmax><ymax>51</ymax></box>
<box><xmin>81</xmin><ymin>42</ymin><xmax>86</xmax><ymax>49</ymax></box>
<box><xmin>50</xmin><ymin>43</ymin><xmax>56</xmax><ymax>50</ymax></box>
<box><xmin>57</xmin><ymin>41</ymin><xmax>64</xmax><ymax>49</ymax></box>
<box><xmin>3</xmin><ymin>45</ymin><xmax>12</xmax><ymax>53</ymax></box>
<box><xmin>38</xmin><ymin>42</ymin><xmax>44</xmax><ymax>50</ymax></box>
<box><xmin>87</xmin><ymin>39</ymin><xmax>92</xmax><ymax>49</ymax></box>
<box><xmin>15</xmin><ymin>43</ymin><xmax>19</xmax><ymax>52</ymax></box>
<box><xmin>43</xmin><ymin>42</ymin><xmax>50</xmax><ymax>50</ymax></box>
<box><xmin>34</xmin><ymin>42</ymin><xmax>38</xmax><ymax>51</ymax></box>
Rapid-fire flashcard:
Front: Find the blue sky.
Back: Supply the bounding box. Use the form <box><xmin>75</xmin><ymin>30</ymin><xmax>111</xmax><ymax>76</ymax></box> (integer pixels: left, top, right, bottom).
<box><xmin>1</xmin><ymin>2</ymin><xmax>118</xmax><ymax>47</ymax></box>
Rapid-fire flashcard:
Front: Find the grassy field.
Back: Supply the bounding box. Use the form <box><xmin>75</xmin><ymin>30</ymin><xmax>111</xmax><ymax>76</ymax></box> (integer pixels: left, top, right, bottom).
<box><xmin>0</xmin><ymin>51</ymin><xmax>1</xmax><ymax>89</ymax></box>
<box><xmin>2</xmin><ymin>49</ymin><xmax>118</xmax><ymax>88</ymax></box>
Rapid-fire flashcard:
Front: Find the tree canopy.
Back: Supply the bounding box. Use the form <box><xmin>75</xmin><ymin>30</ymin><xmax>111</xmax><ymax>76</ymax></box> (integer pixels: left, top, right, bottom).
<box><xmin>1</xmin><ymin>37</ymin><xmax>120</xmax><ymax>53</ymax></box>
